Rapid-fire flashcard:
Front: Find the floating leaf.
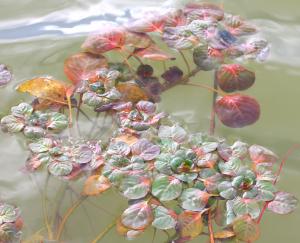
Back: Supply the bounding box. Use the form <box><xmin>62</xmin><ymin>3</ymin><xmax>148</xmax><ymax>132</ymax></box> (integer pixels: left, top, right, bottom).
<box><xmin>48</xmin><ymin>161</ymin><xmax>73</xmax><ymax>177</ymax></box>
<box><xmin>158</xmin><ymin>125</ymin><xmax>187</xmax><ymax>143</ymax></box>
<box><xmin>0</xmin><ymin>204</ymin><xmax>19</xmax><ymax>224</ymax></box>
<box><xmin>233</xmin><ymin>215</ymin><xmax>260</xmax><ymax>242</ymax></box>
<box><xmin>64</xmin><ymin>52</ymin><xmax>108</xmax><ymax>84</ymax></box>
<box><xmin>249</xmin><ymin>145</ymin><xmax>278</xmax><ymax>164</ymax></box>
<box><xmin>215</xmin><ymin>94</ymin><xmax>260</xmax><ymax>128</ymax></box>
<box><xmin>180</xmin><ymin>188</ymin><xmax>210</xmax><ymax>212</ymax></box>
<box><xmin>119</xmin><ymin>174</ymin><xmax>150</xmax><ymax>199</ymax></box>
<box><xmin>126</xmin><ymin>15</ymin><xmax>165</xmax><ymax>33</ymax></box>
<box><xmin>177</xmin><ymin>211</ymin><xmax>203</xmax><ymax>240</ymax></box>
<box><xmin>0</xmin><ymin>115</ymin><xmax>24</xmax><ymax>133</ymax></box>
<box><xmin>131</xmin><ymin>139</ymin><xmax>160</xmax><ymax>161</ymax></box>
<box><xmin>29</xmin><ymin>138</ymin><xmax>53</xmax><ymax>153</ymax></box>
<box><xmin>255</xmin><ymin>180</ymin><xmax>276</xmax><ymax>201</ymax></box>
<box><xmin>83</xmin><ymin>175</ymin><xmax>111</xmax><ymax>196</ymax></box>
<box><xmin>0</xmin><ymin>64</ymin><xmax>12</xmax><ymax>87</ymax></box>
<box><xmin>116</xmin><ymin>82</ymin><xmax>149</xmax><ymax>103</ymax></box>
<box><xmin>134</xmin><ymin>45</ymin><xmax>175</xmax><ymax>61</ymax></box>
<box><xmin>121</xmin><ymin>201</ymin><xmax>153</xmax><ymax>230</ymax></box>
<box><xmin>233</xmin><ymin>197</ymin><xmax>260</xmax><ymax>219</ymax></box>
<box><xmin>107</xmin><ymin>141</ymin><xmax>130</xmax><ymax>156</ymax></box>
<box><xmin>152</xmin><ymin>206</ymin><xmax>177</xmax><ymax>230</ymax></box>
<box><xmin>47</xmin><ymin>112</ymin><xmax>68</xmax><ymax>130</ymax></box>
<box><xmin>216</xmin><ymin>64</ymin><xmax>255</xmax><ymax>93</ymax></box>
<box><xmin>136</xmin><ymin>101</ymin><xmax>156</xmax><ymax>115</ymax></box>
<box><xmin>73</xmin><ymin>145</ymin><xmax>93</xmax><ymax>164</ymax></box>
<box><xmin>116</xmin><ymin>218</ymin><xmax>144</xmax><ymax>239</ymax></box>
<box><xmin>218</xmin><ymin>157</ymin><xmax>242</xmax><ymax>176</ymax></box>
<box><xmin>11</xmin><ymin>103</ymin><xmax>33</xmax><ymax>118</ymax></box>
<box><xmin>268</xmin><ymin>191</ymin><xmax>298</xmax><ymax>215</ymax></box>
<box><xmin>152</xmin><ymin>175</ymin><xmax>182</xmax><ymax>201</ymax></box>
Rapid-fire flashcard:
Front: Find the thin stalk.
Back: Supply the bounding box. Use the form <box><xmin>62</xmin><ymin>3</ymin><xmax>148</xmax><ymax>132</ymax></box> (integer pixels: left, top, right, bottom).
<box><xmin>42</xmin><ymin>174</ymin><xmax>53</xmax><ymax>240</ymax></box>
<box><xmin>257</xmin><ymin>144</ymin><xmax>300</xmax><ymax>224</ymax></box>
<box><xmin>179</xmin><ymin>50</ymin><xmax>191</xmax><ymax>74</ymax></box>
<box><xmin>210</xmin><ymin>71</ymin><xmax>218</xmax><ymax>135</ymax></box>
<box><xmin>184</xmin><ymin>83</ymin><xmax>225</xmax><ymax>96</ymax></box>
<box><xmin>152</xmin><ymin>228</ymin><xmax>157</xmax><ymax>243</ymax></box>
<box><xmin>56</xmin><ymin>195</ymin><xmax>87</xmax><ymax>240</ymax></box>
<box><xmin>119</xmin><ymin>50</ymin><xmax>136</xmax><ymax>77</ymax></box>
<box><xmin>90</xmin><ymin>221</ymin><xmax>116</xmax><ymax>243</ymax></box>
<box><xmin>208</xmin><ymin>210</ymin><xmax>215</xmax><ymax>243</ymax></box>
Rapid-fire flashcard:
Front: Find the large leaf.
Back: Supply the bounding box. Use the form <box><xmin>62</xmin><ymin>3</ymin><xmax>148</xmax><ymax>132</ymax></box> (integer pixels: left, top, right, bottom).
<box><xmin>0</xmin><ymin>64</ymin><xmax>12</xmax><ymax>87</ymax></box>
<box><xmin>119</xmin><ymin>173</ymin><xmax>150</xmax><ymax>199</ymax></box>
<box><xmin>267</xmin><ymin>191</ymin><xmax>298</xmax><ymax>214</ymax></box>
<box><xmin>233</xmin><ymin>215</ymin><xmax>260</xmax><ymax>242</ymax></box>
<box><xmin>215</xmin><ymin>94</ymin><xmax>260</xmax><ymax>128</ymax></box>
<box><xmin>180</xmin><ymin>188</ymin><xmax>210</xmax><ymax>212</ymax></box>
<box><xmin>64</xmin><ymin>52</ymin><xmax>108</xmax><ymax>84</ymax></box>
<box><xmin>83</xmin><ymin>175</ymin><xmax>111</xmax><ymax>196</ymax></box>
<box><xmin>233</xmin><ymin>197</ymin><xmax>260</xmax><ymax>219</ymax></box>
<box><xmin>151</xmin><ymin>175</ymin><xmax>182</xmax><ymax>201</ymax></box>
<box><xmin>121</xmin><ymin>201</ymin><xmax>153</xmax><ymax>230</ymax></box>
<box><xmin>152</xmin><ymin>206</ymin><xmax>177</xmax><ymax>230</ymax></box>
<box><xmin>0</xmin><ymin>115</ymin><xmax>24</xmax><ymax>133</ymax></box>
<box><xmin>131</xmin><ymin>139</ymin><xmax>160</xmax><ymax>161</ymax></box>
<box><xmin>177</xmin><ymin>211</ymin><xmax>203</xmax><ymax>240</ymax></box>
<box><xmin>216</xmin><ymin>64</ymin><xmax>255</xmax><ymax>93</ymax></box>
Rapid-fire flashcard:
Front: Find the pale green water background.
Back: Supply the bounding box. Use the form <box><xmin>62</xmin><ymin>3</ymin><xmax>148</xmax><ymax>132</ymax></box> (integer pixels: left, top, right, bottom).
<box><xmin>0</xmin><ymin>0</ymin><xmax>299</xmax><ymax>242</ymax></box>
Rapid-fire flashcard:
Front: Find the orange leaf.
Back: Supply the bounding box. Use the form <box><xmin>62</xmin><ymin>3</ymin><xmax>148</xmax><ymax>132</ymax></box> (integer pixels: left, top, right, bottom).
<box><xmin>177</xmin><ymin>211</ymin><xmax>203</xmax><ymax>239</ymax></box>
<box><xmin>114</xmin><ymin>134</ymin><xmax>139</xmax><ymax>146</ymax></box>
<box><xmin>83</xmin><ymin>175</ymin><xmax>111</xmax><ymax>196</ymax></box>
<box><xmin>116</xmin><ymin>82</ymin><xmax>149</xmax><ymax>103</ymax></box>
<box><xmin>134</xmin><ymin>45</ymin><xmax>175</xmax><ymax>61</ymax></box>
<box><xmin>214</xmin><ymin>230</ymin><xmax>235</xmax><ymax>239</ymax></box>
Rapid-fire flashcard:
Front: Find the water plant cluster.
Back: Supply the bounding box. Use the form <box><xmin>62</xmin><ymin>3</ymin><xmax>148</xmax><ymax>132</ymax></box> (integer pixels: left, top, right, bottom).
<box><xmin>0</xmin><ymin>2</ymin><xmax>298</xmax><ymax>243</ymax></box>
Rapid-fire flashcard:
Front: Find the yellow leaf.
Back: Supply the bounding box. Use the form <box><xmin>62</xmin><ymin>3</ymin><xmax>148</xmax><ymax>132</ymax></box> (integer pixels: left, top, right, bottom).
<box><xmin>116</xmin><ymin>83</ymin><xmax>148</xmax><ymax>103</ymax></box>
<box><xmin>214</xmin><ymin>230</ymin><xmax>235</xmax><ymax>239</ymax></box>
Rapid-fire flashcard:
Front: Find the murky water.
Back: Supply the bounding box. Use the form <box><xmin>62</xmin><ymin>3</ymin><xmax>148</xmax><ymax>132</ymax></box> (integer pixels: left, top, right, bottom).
<box><xmin>0</xmin><ymin>0</ymin><xmax>299</xmax><ymax>242</ymax></box>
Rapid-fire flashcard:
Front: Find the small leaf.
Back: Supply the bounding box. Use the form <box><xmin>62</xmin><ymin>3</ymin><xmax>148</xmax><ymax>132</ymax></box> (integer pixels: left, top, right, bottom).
<box><xmin>152</xmin><ymin>175</ymin><xmax>182</xmax><ymax>201</ymax></box>
<box><xmin>255</xmin><ymin>180</ymin><xmax>276</xmax><ymax>201</ymax></box>
<box><xmin>152</xmin><ymin>206</ymin><xmax>177</xmax><ymax>230</ymax></box>
<box><xmin>83</xmin><ymin>175</ymin><xmax>111</xmax><ymax>196</ymax></box>
<box><xmin>161</xmin><ymin>66</ymin><xmax>184</xmax><ymax>86</ymax></box>
<box><xmin>48</xmin><ymin>161</ymin><xmax>73</xmax><ymax>176</ymax></box>
<box><xmin>180</xmin><ymin>188</ymin><xmax>210</xmax><ymax>212</ymax></box>
<box><xmin>268</xmin><ymin>191</ymin><xmax>298</xmax><ymax>214</ymax></box>
<box><xmin>0</xmin><ymin>115</ymin><xmax>24</xmax><ymax>133</ymax></box>
<box><xmin>177</xmin><ymin>211</ymin><xmax>203</xmax><ymax>240</ymax></box>
<box><xmin>73</xmin><ymin>145</ymin><xmax>93</xmax><ymax>164</ymax></box>
<box><xmin>136</xmin><ymin>101</ymin><xmax>156</xmax><ymax>115</ymax></box>
<box><xmin>121</xmin><ymin>201</ymin><xmax>153</xmax><ymax>230</ymax></box>
<box><xmin>134</xmin><ymin>45</ymin><xmax>175</xmax><ymax>61</ymax></box>
<box><xmin>29</xmin><ymin>138</ymin><xmax>53</xmax><ymax>153</ymax></box>
<box><xmin>233</xmin><ymin>215</ymin><xmax>260</xmax><ymax>242</ymax></box>
<box><xmin>216</xmin><ymin>64</ymin><xmax>255</xmax><ymax>93</ymax></box>
<box><xmin>233</xmin><ymin>197</ymin><xmax>260</xmax><ymax>219</ymax></box>
<box><xmin>47</xmin><ymin>112</ymin><xmax>68</xmax><ymax>131</ymax></box>
<box><xmin>0</xmin><ymin>64</ymin><xmax>12</xmax><ymax>87</ymax></box>
<box><xmin>136</xmin><ymin>64</ymin><xmax>153</xmax><ymax>79</ymax></box>
<box><xmin>131</xmin><ymin>139</ymin><xmax>160</xmax><ymax>161</ymax></box>
<box><xmin>119</xmin><ymin>174</ymin><xmax>150</xmax><ymax>200</ymax></box>
<box><xmin>126</xmin><ymin>15</ymin><xmax>165</xmax><ymax>33</ymax></box>
<box><xmin>215</xmin><ymin>94</ymin><xmax>260</xmax><ymax>128</ymax></box>
<box><xmin>11</xmin><ymin>103</ymin><xmax>33</xmax><ymax>118</ymax></box>
<box><xmin>0</xmin><ymin>204</ymin><xmax>19</xmax><ymax>224</ymax></box>
<box><xmin>158</xmin><ymin>125</ymin><xmax>187</xmax><ymax>143</ymax></box>
<box><xmin>107</xmin><ymin>141</ymin><xmax>130</xmax><ymax>156</ymax></box>
<box><xmin>193</xmin><ymin>44</ymin><xmax>223</xmax><ymax>71</ymax></box>
<box><xmin>249</xmin><ymin>145</ymin><xmax>278</xmax><ymax>164</ymax></box>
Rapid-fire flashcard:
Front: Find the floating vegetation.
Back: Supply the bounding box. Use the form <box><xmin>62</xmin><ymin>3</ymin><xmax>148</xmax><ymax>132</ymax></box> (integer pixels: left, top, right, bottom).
<box><xmin>0</xmin><ymin>2</ymin><xmax>297</xmax><ymax>243</ymax></box>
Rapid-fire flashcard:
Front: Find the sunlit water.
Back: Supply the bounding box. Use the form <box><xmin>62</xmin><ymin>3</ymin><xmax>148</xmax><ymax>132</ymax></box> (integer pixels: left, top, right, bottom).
<box><xmin>0</xmin><ymin>0</ymin><xmax>299</xmax><ymax>242</ymax></box>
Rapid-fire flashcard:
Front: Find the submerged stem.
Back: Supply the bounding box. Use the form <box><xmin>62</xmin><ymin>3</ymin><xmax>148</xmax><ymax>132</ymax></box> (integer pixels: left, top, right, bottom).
<box><xmin>209</xmin><ymin>71</ymin><xmax>218</xmax><ymax>135</ymax></box>
<box><xmin>90</xmin><ymin>221</ymin><xmax>116</xmax><ymax>243</ymax></box>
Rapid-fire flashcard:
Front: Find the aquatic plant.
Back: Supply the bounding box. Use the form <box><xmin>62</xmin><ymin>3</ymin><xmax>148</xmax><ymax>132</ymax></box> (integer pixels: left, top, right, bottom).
<box><xmin>0</xmin><ymin>2</ymin><xmax>297</xmax><ymax>243</ymax></box>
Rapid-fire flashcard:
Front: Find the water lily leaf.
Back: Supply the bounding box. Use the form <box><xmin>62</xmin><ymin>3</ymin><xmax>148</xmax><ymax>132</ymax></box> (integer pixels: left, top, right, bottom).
<box><xmin>11</xmin><ymin>103</ymin><xmax>33</xmax><ymax>118</ymax></box>
<box><xmin>249</xmin><ymin>145</ymin><xmax>278</xmax><ymax>165</ymax></box>
<box><xmin>133</xmin><ymin>45</ymin><xmax>175</xmax><ymax>61</ymax></box>
<box><xmin>82</xmin><ymin>27</ymin><xmax>126</xmax><ymax>54</ymax></box>
<box><xmin>0</xmin><ymin>64</ymin><xmax>12</xmax><ymax>87</ymax></box>
<box><xmin>121</xmin><ymin>201</ymin><xmax>153</xmax><ymax>230</ymax></box>
<box><xmin>47</xmin><ymin>112</ymin><xmax>68</xmax><ymax>130</ymax></box>
<box><xmin>214</xmin><ymin>230</ymin><xmax>235</xmax><ymax>239</ymax></box>
<box><xmin>158</xmin><ymin>125</ymin><xmax>187</xmax><ymax>143</ymax></box>
<box><xmin>126</xmin><ymin>15</ymin><xmax>165</xmax><ymax>33</ymax></box>
<box><xmin>255</xmin><ymin>180</ymin><xmax>276</xmax><ymax>201</ymax></box>
<box><xmin>152</xmin><ymin>175</ymin><xmax>182</xmax><ymax>201</ymax></box>
<box><xmin>180</xmin><ymin>188</ymin><xmax>210</xmax><ymax>212</ymax></box>
<box><xmin>131</xmin><ymin>139</ymin><xmax>160</xmax><ymax>161</ymax></box>
<box><xmin>267</xmin><ymin>191</ymin><xmax>298</xmax><ymax>214</ymax></box>
<box><xmin>83</xmin><ymin>175</ymin><xmax>111</xmax><ymax>196</ymax></box>
<box><xmin>119</xmin><ymin>174</ymin><xmax>151</xmax><ymax>199</ymax></box>
<box><xmin>233</xmin><ymin>215</ymin><xmax>260</xmax><ymax>242</ymax></box>
<box><xmin>184</xmin><ymin>3</ymin><xmax>224</xmax><ymax>21</ymax></box>
<box><xmin>215</xmin><ymin>94</ymin><xmax>260</xmax><ymax>128</ymax></box>
<box><xmin>64</xmin><ymin>52</ymin><xmax>108</xmax><ymax>84</ymax></box>
<box><xmin>48</xmin><ymin>161</ymin><xmax>73</xmax><ymax>176</ymax></box>
<box><xmin>29</xmin><ymin>138</ymin><xmax>53</xmax><ymax>153</ymax></box>
<box><xmin>116</xmin><ymin>82</ymin><xmax>149</xmax><ymax>103</ymax></box>
<box><xmin>107</xmin><ymin>141</ymin><xmax>131</xmax><ymax>156</ymax></box>
<box><xmin>216</xmin><ymin>64</ymin><xmax>255</xmax><ymax>93</ymax></box>
<box><xmin>177</xmin><ymin>211</ymin><xmax>203</xmax><ymax>240</ymax></box>
<box><xmin>0</xmin><ymin>204</ymin><xmax>19</xmax><ymax>224</ymax></box>
<box><xmin>152</xmin><ymin>206</ymin><xmax>177</xmax><ymax>230</ymax></box>
<box><xmin>0</xmin><ymin>115</ymin><xmax>24</xmax><ymax>133</ymax></box>
<box><xmin>233</xmin><ymin>197</ymin><xmax>260</xmax><ymax>219</ymax></box>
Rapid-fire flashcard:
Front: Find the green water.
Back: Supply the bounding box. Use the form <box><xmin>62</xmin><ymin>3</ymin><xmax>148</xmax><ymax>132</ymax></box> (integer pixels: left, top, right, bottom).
<box><xmin>0</xmin><ymin>0</ymin><xmax>299</xmax><ymax>242</ymax></box>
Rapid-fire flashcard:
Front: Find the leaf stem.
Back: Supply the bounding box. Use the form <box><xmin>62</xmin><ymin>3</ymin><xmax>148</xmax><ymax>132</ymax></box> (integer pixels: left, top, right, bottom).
<box><xmin>90</xmin><ymin>221</ymin><xmax>116</xmax><ymax>243</ymax></box>
<box><xmin>179</xmin><ymin>50</ymin><xmax>191</xmax><ymax>74</ymax></box>
<box><xmin>210</xmin><ymin>71</ymin><xmax>218</xmax><ymax>135</ymax></box>
<box><xmin>208</xmin><ymin>210</ymin><xmax>215</xmax><ymax>243</ymax></box>
<box><xmin>183</xmin><ymin>83</ymin><xmax>225</xmax><ymax>96</ymax></box>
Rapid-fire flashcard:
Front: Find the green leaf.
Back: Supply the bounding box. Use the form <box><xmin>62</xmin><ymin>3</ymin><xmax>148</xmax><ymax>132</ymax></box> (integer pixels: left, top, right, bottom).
<box><xmin>219</xmin><ymin>157</ymin><xmax>242</xmax><ymax>176</ymax></box>
<box><xmin>119</xmin><ymin>174</ymin><xmax>150</xmax><ymax>200</ymax></box>
<box><xmin>11</xmin><ymin>103</ymin><xmax>33</xmax><ymax>118</ymax></box>
<box><xmin>47</xmin><ymin>112</ymin><xmax>68</xmax><ymax>130</ymax></box>
<box><xmin>268</xmin><ymin>192</ymin><xmax>298</xmax><ymax>214</ymax></box>
<box><xmin>218</xmin><ymin>181</ymin><xmax>237</xmax><ymax>200</ymax></box>
<box><xmin>255</xmin><ymin>180</ymin><xmax>276</xmax><ymax>201</ymax></box>
<box><xmin>154</xmin><ymin>153</ymin><xmax>173</xmax><ymax>175</ymax></box>
<box><xmin>0</xmin><ymin>115</ymin><xmax>24</xmax><ymax>133</ymax></box>
<box><xmin>107</xmin><ymin>141</ymin><xmax>130</xmax><ymax>156</ymax></box>
<box><xmin>73</xmin><ymin>145</ymin><xmax>93</xmax><ymax>164</ymax></box>
<box><xmin>158</xmin><ymin>125</ymin><xmax>187</xmax><ymax>143</ymax></box>
<box><xmin>121</xmin><ymin>201</ymin><xmax>153</xmax><ymax>230</ymax></box>
<box><xmin>233</xmin><ymin>197</ymin><xmax>260</xmax><ymax>219</ymax></box>
<box><xmin>29</xmin><ymin>138</ymin><xmax>53</xmax><ymax>153</ymax></box>
<box><xmin>152</xmin><ymin>206</ymin><xmax>177</xmax><ymax>230</ymax></box>
<box><xmin>48</xmin><ymin>161</ymin><xmax>73</xmax><ymax>176</ymax></box>
<box><xmin>233</xmin><ymin>215</ymin><xmax>260</xmax><ymax>242</ymax></box>
<box><xmin>0</xmin><ymin>204</ymin><xmax>19</xmax><ymax>224</ymax></box>
<box><xmin>177</xmin><ymin>210</ymin><xmax>203</xmax><ymax>240</ymax></box>
<box><xmin>82</xmin><ymin>91</ymin><xmax>104</xmax><ymax>107</ymax></box>
<box><xmin>151</xmin><ymin>175</ymin><xmax>182</xmax><ymax>201</ymax></box>
<box><xmin>23</xmin><ymin>126</ymin><xmax>45</xmax><ymax>139</ymax></box>
<box><xmin>174</xmin><ymin>173</ymin><xmax>198</xmax><ymax>183</ymax></box>
<box><xmin>180</xmin><ymin>188</ymin><xmax>210</xmax><ymax>212</ymax></box>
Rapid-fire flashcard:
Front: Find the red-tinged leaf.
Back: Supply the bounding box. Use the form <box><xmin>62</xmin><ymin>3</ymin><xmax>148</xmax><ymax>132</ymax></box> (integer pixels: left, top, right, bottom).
<box><xmin>224</xmin><ymin>15</ymin><xmax>257</xmax><ymax>36</ymax></box>
<box><xmin>125</xmin><ymin>31</ymin><xmax>152</xmax><ymax>49</ymax></box>
<box><xmin>164</xmin><ymin>9</ymin><xmax>187</xmax><ymax>27</ymax></box>
<box><xmin>177</xmin><ymin>211</ymin><xmax>203</xmax><ymax>240</ymax></box>
<box><xmin>64</xmin><ymin>52</ymin><xmax>108</xmax><ymax>85</ymax></box>
<box><xmin>216</xmin><ymin>64</ymin><xmax>255</xmax><ymax>93</ymax></box>
<box><xmin>0</xmin><ymin>64</ymin><xmax>12</xmax><ymax>87</ymax></box>
<box><xmin>116</xmin><ymin>218</ymin><xmax>144</xmax><ymax>239</ymax></box>
<box><xmin>133</xmin><ymin>45</ymin><xmax>175</xmax><ymax>61</ymax></box>
<box><xmin>268</xmin><ymin>192</ymin><xmax>298</xmax><ymax>215</ymax></box>
<box><xmin>184</xmin><ymin>3</ymin><xmax>224</xmax><ymax>21</ymax></box>
<box><xmin>232</xmin><ymin>215</ymin><xmax>260</xmax><ymax>242</ymax></box>
<box><xmin>249</xmin><ymin>144</ymin><xmax>278</xmax><ymax>164</ymax></box>
<box><xmin>83</xmin><ymin>175</ymin><xmax>111</xmax><ymax>196</ymax></box>
<box><xmin>82</xmin><ymin>27</ymin><xmax>126</xmax><ymax>54</ymax></box>
<box><xmin>215</xmin><ymin>94</ymin><xmax>260</xmax><ymax>128</ymax></box>
<box><xmin>126</xmin><ymin>15</ymin><xmax>165</xmax><ymax>33</ymax></box>
<box><xmin>131</xmin><ymin>138</ymin><xmax>160</xmax><ymax>161</ymax></box>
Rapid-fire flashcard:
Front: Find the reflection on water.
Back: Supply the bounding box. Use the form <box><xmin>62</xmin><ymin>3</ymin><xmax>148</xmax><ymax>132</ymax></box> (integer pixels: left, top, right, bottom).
<box><xmin>0</xmin><ymin>0</ymin><xmax>299</xmax><ymax>242</ymax></box>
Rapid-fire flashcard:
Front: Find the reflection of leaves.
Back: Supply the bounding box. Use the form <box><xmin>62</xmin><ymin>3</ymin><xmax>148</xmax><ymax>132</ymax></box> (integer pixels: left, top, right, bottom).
<box><xmin>268</xmin><ymin>192</ymin><xmax>298</xmax><ymax>215</ymax></box>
